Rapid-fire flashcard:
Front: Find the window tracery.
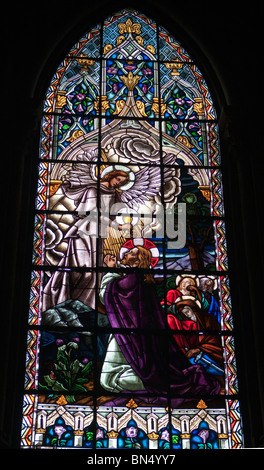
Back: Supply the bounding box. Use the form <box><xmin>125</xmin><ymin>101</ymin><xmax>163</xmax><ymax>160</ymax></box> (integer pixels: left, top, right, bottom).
<box><xmin>21</xmin><ymin>9</ymin><xmax>243</xmax><ymax>449</ymax></box>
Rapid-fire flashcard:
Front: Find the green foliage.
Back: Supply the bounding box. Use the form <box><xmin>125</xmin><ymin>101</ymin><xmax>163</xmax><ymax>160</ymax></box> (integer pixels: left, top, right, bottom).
<box><xmin>172</xmin><ymin>434</ymin><xmax>180</xmax><ymax>444</ymax></box>
<box><xmin>197</xmin><ymin>442</ymin><xmax>213</xmax><ymax>449</ymax></box>
<box><xmin>124</xmin><ymin>438</ymin><xmax>142</xmax><ymax>449</ymax></box>
<box><xmin>39</xmin><ymin>340</ymin><xmax>92</xmax><ymax>396</ymax></box>
<box><xmin>85</xmin><ymin>431</ymin><xmax>94</xmax><ymax>441</ymax></box>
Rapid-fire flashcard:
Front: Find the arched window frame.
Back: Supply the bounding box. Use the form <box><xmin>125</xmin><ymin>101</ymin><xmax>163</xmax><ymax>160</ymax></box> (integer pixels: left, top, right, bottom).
<box><xmin>5</xmin><ymin>4</ymin><xmax>262</xmax><ymax>452</ymax></box>
<box><xmin>18</xmin><ymin>7</ymin><xmax>245</xmax><ymax>450</ymax></box>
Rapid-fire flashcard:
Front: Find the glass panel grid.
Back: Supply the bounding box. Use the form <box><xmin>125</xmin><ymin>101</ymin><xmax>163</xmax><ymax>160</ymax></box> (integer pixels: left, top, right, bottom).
<box><xmin>22</xmin><ymin>9</ymin><xmax>243</xmax><ymax>449</ymax></box>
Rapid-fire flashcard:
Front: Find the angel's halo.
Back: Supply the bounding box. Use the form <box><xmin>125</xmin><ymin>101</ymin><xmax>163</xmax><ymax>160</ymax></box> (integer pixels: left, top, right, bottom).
<box><xmin>100</xmin><ymin>164</ymin><xmax>135</xmax><ymax>190</ymax></box>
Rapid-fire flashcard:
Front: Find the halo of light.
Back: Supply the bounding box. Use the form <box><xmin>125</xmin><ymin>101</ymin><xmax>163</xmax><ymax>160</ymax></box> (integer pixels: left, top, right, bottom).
<box><xmin>175</xmin><ymin>295</ymin><xmax>202</xmax><ymax>310</ymax></box>
<box><xmin>175</xmin><ymin>274</ymin><xmax>197</xmax><ymax>287</ymax></box>
<box><xmin>115</xmin><ymin>207</ymin><xmax>139</xmax><ymax>226</ymax></box>
<box><xmin>100</xmin><ymin>164</ymin><xmax>135</xmax><ymax>190</ymax></box>
<box><xmin>119</xmin><ymin>238</ymin><xmax>159</xmax><ymax>267</ymax></box>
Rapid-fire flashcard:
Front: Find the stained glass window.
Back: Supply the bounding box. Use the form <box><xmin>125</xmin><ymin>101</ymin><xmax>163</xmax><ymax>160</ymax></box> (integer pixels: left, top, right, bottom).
<box><xmin>21</xmin><ymin>9</ymin><xmax>244</xmax><ymax>450</ymax></box>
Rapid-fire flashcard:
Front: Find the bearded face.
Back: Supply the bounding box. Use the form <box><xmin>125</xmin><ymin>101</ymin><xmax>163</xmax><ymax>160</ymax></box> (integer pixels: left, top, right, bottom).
<box><xmin>121</xmin><ymin>247</ymin><xmax>140</xmax><ymax>267</ymax></box>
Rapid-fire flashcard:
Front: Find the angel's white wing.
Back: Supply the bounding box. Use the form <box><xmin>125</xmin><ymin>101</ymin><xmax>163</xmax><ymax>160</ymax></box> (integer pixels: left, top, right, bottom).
<box><xmin>162</xmin><ymin>152</ymin><xmax>179</xmax><ymax>182</ymax></box>
<box><xmin>120</xmin><ymin>153</ymin><xmax>179</xmax><ymax>208</ymax></box>
<box><xmin>120</xmin><ymin>165</ymin><xmax>161</xmax><ymax>208</ymax></box>
<box><xmin>64</xmin><ymin>148</ymin><xmax>99</xmax><ymax>185</ymax></box>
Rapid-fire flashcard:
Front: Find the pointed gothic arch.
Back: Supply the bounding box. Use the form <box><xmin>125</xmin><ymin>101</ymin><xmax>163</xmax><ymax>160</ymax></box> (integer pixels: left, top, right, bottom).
<box><xmin>2</xmin><ymin>2</ymin><xmax>261</xmax><ymax>452</ymax></box>
<box><xmin>18</xmin><ymin>7</ymin><xmax>245</xmax><ymax>450</ymax></box>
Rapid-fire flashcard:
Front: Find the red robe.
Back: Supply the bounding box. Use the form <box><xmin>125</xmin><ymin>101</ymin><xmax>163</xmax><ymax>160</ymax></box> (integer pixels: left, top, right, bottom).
<box><xmin>160</xmin><ymin>289</ymin><xmax>181</xmax><ymax>307</ymax></box>
<box><xmin>167</xmin><ymin>310</ymin><xmax>223</xmax><ymax>367</ymax></box>
<box><xmin>103</xmin><ymin>272</ymin><xmax>222</xmax><ymax>407</ymax></box>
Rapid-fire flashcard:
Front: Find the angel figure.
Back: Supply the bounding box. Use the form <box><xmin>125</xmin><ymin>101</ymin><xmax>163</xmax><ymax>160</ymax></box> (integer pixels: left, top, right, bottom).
<box><xmin>42</xmin><ymin>135</ymin><xmax>181</xmax><ymax>313</ymax></box>
<box><xmin>42</xmin><ymin>151</ymin><xmax>131</xmax><ymax>312</ymax></box>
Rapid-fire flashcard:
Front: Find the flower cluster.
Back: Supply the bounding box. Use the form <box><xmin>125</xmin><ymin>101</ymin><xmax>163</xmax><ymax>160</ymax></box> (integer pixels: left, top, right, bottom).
<box><xmin>40</xmin><ymin>337</ymin><xmax>93</xmax><ymax>403</ymax></box>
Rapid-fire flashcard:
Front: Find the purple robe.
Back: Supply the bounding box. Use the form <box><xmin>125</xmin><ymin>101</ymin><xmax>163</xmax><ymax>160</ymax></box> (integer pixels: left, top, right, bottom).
<box><xmin>104</xmin><ymin>272</ymin><xmax>221</xmax><ymax>406</ymax></box>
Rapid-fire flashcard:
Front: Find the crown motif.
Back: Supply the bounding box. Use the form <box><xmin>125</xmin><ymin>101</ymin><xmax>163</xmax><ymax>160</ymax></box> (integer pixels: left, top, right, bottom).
<box><xmin>120</xmin><ymin>71</ymin><xmax>141</xmax><ymax>91</ymax></box>
<box><xmin>118</xmin><ymin>18</ymin><xmax>141</xmax><ymax>35</ymax></box>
